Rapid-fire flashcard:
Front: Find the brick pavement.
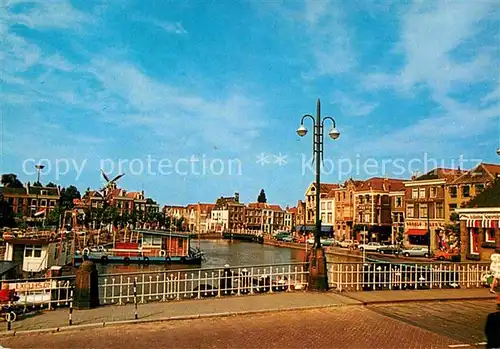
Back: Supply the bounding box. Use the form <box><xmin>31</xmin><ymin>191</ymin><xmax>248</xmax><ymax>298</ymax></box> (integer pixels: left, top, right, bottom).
<box><xmin>0</xmin><ymin>307</ymin><xmax>459</xmax><ymax>349</ymax></box>
<box><xmin>3</xmin><ymin>292</ymin><xmax>359</xmax><ymax>332</ymax></box>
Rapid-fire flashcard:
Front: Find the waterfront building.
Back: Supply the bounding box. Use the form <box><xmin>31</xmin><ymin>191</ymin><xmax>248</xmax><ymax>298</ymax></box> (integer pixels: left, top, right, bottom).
<box><xmin>210</xmin><ymin>193</ymin><xmax>244</xmax><ymax>232</ymax></box>
<box><xmin>246</xmin><ymin>203</ymin><xmax>287</xmax><ymax>234</ymax></box>
<box><xmin>294</xmin><ymin>200</ymin><xmax>306</xmax><ymax>228</ymax></box>
<box><xmin>284</xmin><ymin>206</ymin><xmax>295</xmax><ymax>232</ymax></box>
<box><xmin>186</xmin><ymin>203</ymin><xmax>215</xmax><ymax>233</ymax></box>
<box><xmin>403</xmin><ymin>168</ymin><xmax>464</xmax><ymax>250</ymax></box>
<box><xmin>446</xmin><ymin>163</ymin><xmax>500</xmax><ymax>217</ymax></box>
<box><xmin>333</xmin><ymin>179</ymin><xmax>362</xmax><ymax>240</ymax></box>
<box><xmin>457</xmin><ymin>179</ymin><xmax>500</xmax><ymax>262</ymax></box>
<box><xmin>0</xmin><ymin>183</ymin><xmax>60</xmax><ymax>219</ymax></box>
<box><xmin>353</xmin><ymin>177</ymin><xmax>406</xmax><ymax>243</ymax></box>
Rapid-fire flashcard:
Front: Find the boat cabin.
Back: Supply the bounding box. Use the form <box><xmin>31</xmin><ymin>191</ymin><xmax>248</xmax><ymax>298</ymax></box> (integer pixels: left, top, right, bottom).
<box><xmin>2</xmin><ymin>232</ymin><xmax>72</xmax><ymax>273</ymax></box>
<box><xmin>113</xmin><ymin>230</ymin><xmax>192</xmax><ymax>258</ymax></box>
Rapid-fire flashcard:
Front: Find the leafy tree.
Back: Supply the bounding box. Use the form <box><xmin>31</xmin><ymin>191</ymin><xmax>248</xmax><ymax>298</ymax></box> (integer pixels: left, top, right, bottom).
<box><xmin>46</xmin><ymin>182</ymin><xmax>57</xmax><ymax>188</ymax></box>
<box><xmin>60</xmin><ymin>185</ymin><xmax>81</xmax><ymax>209</ymax></box>
<box><xmin>0</xmin><ymin>193</ymin><xmax>15</xmax><ymax>227</ymax></box>
<box><xmin>32</xmin><ymin>181</ymin><xmax>42</xmax><ymax>187</ymax></box>
<box><xmin>1</xmin><ymin>174</ymin><xmax>24</xmax><ymax>188</ymax></box>
<box><xmin>46</xmin><ymin>205</ymin><xmax>63</xmax><ymax>226</ymax></box>
<box><xmin>257</xmin><ymin>189</ymin><xmax>267</xmax><ymax>203</ymax></box>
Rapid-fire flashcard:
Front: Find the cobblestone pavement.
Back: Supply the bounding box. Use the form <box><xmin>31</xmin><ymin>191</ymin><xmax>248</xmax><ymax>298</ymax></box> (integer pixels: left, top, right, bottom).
<box><xmin>369</xmin><ymin>299</ymin><xmax>496</xmax><ymax>345</ymax></box>
<box><xmin>1</xmin><ymin>306</ymin><xmax>461</xmax><ymax>349</ymax></box>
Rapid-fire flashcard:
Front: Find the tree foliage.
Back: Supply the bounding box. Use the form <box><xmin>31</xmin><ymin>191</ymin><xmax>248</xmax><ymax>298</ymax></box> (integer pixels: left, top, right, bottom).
<box><xmin>257</xmin><ymin>189</ymin><xmax>267</xmax><ymax>203</ymax></box>
<box><xmin>1</xmin><ymin>174</ymin><xmax>24</xmax><ymax>188</ymax></box>
<box><xmin>60</xmin><ymin>185</ymin><xmax>81</xmax><ymax>209</ymax></box>
<box><xmin>46</xmin><ymin>182</ymin><xmax>57</xmax><ymax>188</ymax></box>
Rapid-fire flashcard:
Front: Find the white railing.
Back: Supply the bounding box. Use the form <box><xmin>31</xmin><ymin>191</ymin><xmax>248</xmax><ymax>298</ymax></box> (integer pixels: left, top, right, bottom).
<box><xmin>5</xmin><ymin>276</ymin><xmax>74</xmax><ymax>310</ymax></box>
<box><xmin>328</xmin><ymin>262</ymin><xmax>491</xmax><ymax>292</ymax></box>
<box><xmin>99</xmin><ymin>263</ymin><xmax>309</xmax><ymax>305</ymax></box>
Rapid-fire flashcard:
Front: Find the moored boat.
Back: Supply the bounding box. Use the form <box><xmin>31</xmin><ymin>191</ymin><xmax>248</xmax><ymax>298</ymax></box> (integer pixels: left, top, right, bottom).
<box><xmin>74</xmin><ymin>229</ymin><xmax>203</xmax><ymax>265</ymax></box>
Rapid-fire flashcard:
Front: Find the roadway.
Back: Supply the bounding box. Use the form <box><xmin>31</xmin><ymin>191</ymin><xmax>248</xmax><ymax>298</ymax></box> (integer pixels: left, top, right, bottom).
<box><xmin>1</xmin><ymin>300</ymin><xmax>495</xmax><ymax>348</ymax></box>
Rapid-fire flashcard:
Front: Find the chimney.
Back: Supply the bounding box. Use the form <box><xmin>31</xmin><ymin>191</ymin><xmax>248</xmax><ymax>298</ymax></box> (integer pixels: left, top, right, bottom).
<box><xmin>234</xmin><ymin>192</ymin><xmax>239</xmax><ymax>203</ymax></box>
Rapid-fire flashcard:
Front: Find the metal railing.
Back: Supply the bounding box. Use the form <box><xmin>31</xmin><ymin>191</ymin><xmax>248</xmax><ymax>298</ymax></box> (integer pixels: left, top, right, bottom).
<box><xmin>99</xmin><ymin>262</ymin><xmax>309</xmax><ymax>305</ymax></box>
<box><xmin>328</xmin><ymin>262</ymin><xmax>491</xmax><ymax>292</ymax></box>
<box><xmin>4</xmin><ymin>276</ymin><xmax>75</xmax><ymax>310</ymax></box>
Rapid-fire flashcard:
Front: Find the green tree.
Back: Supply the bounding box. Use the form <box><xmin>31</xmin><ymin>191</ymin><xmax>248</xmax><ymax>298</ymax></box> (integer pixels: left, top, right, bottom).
<box><xmin>60</xmin><ymin>185</ymin><xmax>81</xmax><ymax>209</ymax></box>
<box><xmin>0</xmin><ymin>192</ymin><xmax>15</xmax><ymax>227</ymax></box>
<box><xmin>257</xmin><ymin>189</ymin><xmax>267</xmax><ymax>203</ymax></box>
<box><xmin>46</xmin><ymin>182</ymin><xmax>57</xmax><ymax>188</ymax></box>
<box><xmin>1</xmin><ymin>174</ymin><xmax>24</xmax><ymax>188</ymax></box>
<box><xmin>32</xmin><ymin>181</ymin><xmax>42</xmax><ymax>187</ymax></box>
<box><xmin>46</xmin><ymin>205</ymin><xmax>63</xmax><ymax>226</ymax></box>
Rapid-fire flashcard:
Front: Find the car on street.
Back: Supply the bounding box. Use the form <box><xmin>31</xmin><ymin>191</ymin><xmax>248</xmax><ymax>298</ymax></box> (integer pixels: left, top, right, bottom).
<box><xmin>320</xmin><ymin>238</ymin><xmax>336</xmax><ymax>246</ymax></box>
<box><xmin>376</xmin><ymin>245</ymin><xmax>401</xmax><ymax>254</ymax></box>
<box><xmin>434</xmin><ymin>249</ymin><xmax>460</xmax><ymax>261</ymax></box>
<box><xmin>274</xmin><ymin>232</ymin><xmax>291</xmax><ymax>241</ymax></box>
<box><xmin>358</xmin><ymin>242</ymin><xmax>383</xmax><ymax>252</ymax></box>
<box><xmin>338</xmin><ymin>240</ymin><xmax>357</xmax><ymax>248</ymax></box>
<box><xmin>282</xmin><ymin>235</ymin><xmax>294</xmax><ymax>243</ymax></box>
<box><xmin>397</xmin><ymin>247</ymin><xmax>432</xmax><ymax>258</ymax></box>
<box><xmin>306</xmin><ymin>238</ymin><xmax>315</xmax><ymax>244</ymax></box>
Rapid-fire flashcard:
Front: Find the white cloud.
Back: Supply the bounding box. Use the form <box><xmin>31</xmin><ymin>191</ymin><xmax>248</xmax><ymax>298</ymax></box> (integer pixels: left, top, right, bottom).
<box><xmin>360</xmin><ymin>2</ymin><xmax>499</xmax><ymax>154</ymax></box>
<box><xmin>304</xmin><ymin>0</ymin><xmax>355</xmax><ymax>76</ymax></box>
<box><xmin>133</xmin><ymin>16</ymin><xmax>188</xmax><ymax>34</ymax></box>
<box><xmin>332</xmin><ymin>90</ymin><xmax>379</xmax><ymax>117</ymax></box>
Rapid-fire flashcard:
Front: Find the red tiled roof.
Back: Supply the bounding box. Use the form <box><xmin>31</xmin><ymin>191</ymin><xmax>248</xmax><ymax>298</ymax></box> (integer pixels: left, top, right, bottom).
<box><xmin>247</xmin><ymin>203</ymin><xmax>283</xmax><ymax>211</ymax></box>
<box><xmin>453</xmin><ymin>163</ymin><xmax>500</xmax><ymax>184</ymax></box>
<box><xmin>319</xmin><ymin>183</ymin><xmax>340</xmax><ymax>192</ymax></box>
<box><xmin>288</xmin><ymin>207</ymin><xmax>298</xmax><ymax>214</ymax></box>
<box><xmin>415</xmin><ymin>168</ymin><xmax>466</xmax><ymax>181</ymax></box>
<box><xmin>483</xmin><ymin>163</ymin><xmax>500</xmax><ymax>176</ymax></box>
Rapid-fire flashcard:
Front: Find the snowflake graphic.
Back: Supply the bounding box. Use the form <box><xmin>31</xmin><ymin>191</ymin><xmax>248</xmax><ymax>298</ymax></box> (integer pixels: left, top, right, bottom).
<box><xmin>274</xmin><ymin>153</ymin><xmax>288</xmax><ymax>166</ymax></box>
<box><xmin>256</xmin><ymin>152</ymin><xmax>270</xmax><ymax>166</ymax></box>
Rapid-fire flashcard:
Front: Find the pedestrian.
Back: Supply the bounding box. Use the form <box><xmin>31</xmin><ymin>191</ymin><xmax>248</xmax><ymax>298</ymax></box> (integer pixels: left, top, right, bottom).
<box><xmin>485</xmin><ymin>311</ymin><xmax>500</xmax><ymax>348</ymax></box>
<box><xmin>489</xmin><ymin>252</ymin><xmax>500</xmax><ymax>294</ymax></box>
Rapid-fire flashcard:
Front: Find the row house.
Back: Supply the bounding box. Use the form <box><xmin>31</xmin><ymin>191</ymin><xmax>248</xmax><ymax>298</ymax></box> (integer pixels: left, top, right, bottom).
<box><xmin>457</xmin><ymin>178</ymin><xmax>500</xmax><ymax>262</ymax></box>
<box><xmin>404</xmin><ymin>168</ymin><xmax>464</xmax><ymax>250</ymax></box>
<box><xmin>185</xmin><ymin>203</ymin><xmax>215</xmax><ymax>233</ymax></box>
<box><xmin>353</xmin><ymin>177</ymin><xmax>405</xmax><ymax>243</ymax></box>
<box><xmin>163</xmin><ymin>205</ymin><xmax>187</xmax><ymax>220</ymax></box>
<box><xmin>304</xmin><ymin>183</ymin><xmax>339</xmax><ymax>225</ymax></box>
<box><xmin>284</xmin><ymin>206</ymin><xmax>295</xmax><ymax>232</ymax></box>
<box><xmin>333</xmin><ymin>179</ymin><xmax>362</xmax><ymax>240</ymax></box>
<box><xmin>0</xmin><ymin>183</ymin><xmax>61</xmax><ymax>218</ymax></box>
<box><xmin>294</xmin><ymin>200</ymin><xmax>306</xmax><ymax>228</ymax></box>
<box><xmin>210</xmin><ymin>193</ymin><xmax>244</xmax><ymax>232</ymax></box>
<box><xmin>79</xmin><ymin>187</ymin><xmax>160</xmax><ymax>216</ymax></box>
<box><xmin>446</xmin><ymin>163</ymin><xmax>500</xmax><ymax>214</ymax></box>
<box><xmin>246</xmin><ymin>203</ymin><xmax>287</xmax><ymax>234</ymax></box>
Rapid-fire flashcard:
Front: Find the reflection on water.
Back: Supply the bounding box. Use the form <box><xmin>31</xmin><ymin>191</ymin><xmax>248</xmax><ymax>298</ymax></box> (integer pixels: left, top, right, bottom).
<box><xmin>96</xmin><ymin>239</ymin><xmax>361</xmax><ymax>275</ymax></box>
<box><xmin>97</xmin><ymin>239</ymin><xmax>306</xmax><ymax>274</ymax></box>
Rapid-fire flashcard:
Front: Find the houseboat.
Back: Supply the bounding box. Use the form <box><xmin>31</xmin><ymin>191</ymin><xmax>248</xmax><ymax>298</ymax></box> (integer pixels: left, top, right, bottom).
<box><xmin>2</xmin><ymin>230</ymin><xmax>73</xmax><ymax>275</ymax></box>
<box><xmin>73</xmin><ymin>229</ymin><xmax>203</xmax><ymax>265</ymax></box>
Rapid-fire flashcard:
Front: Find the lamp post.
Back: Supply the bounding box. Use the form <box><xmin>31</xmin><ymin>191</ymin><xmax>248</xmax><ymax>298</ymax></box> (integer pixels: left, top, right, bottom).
<box><xmin>296</xmin><ymin>99</ymin><xmax>340</xmax><ymax>291</ymax></box>
<box><xmin>427</xmin><ymin>203</ymin><xmax>431</xmax><ymax>256</ymax></box>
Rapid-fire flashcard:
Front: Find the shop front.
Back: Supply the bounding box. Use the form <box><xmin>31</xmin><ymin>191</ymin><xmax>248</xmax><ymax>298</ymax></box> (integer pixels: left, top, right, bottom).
<box><xmin>457</xmin><ymin>208</ymin><xmax>500</xmax><ymax>262</ymax></box>
<box><xmin>404</xmin><ymin>219</ymin><xmax>445</xmax><ymax>250</ymax></box>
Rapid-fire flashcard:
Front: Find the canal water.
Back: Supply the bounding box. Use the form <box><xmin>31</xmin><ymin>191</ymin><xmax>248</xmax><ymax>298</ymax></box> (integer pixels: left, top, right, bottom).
<box><xmin>95</xmin><ymin>239</ymin><xmax>361</xmax><ymax>275</ymax></box>
<box><xmin>96</xmin><ymin>239</ymin><xmax>307</xmax><ymax>275</ymax></box>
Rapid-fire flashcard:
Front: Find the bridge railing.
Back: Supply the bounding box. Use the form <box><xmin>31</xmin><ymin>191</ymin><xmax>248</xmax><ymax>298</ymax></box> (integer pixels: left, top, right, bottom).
<box><xmin>4</xmin><ymin>275</ymin><xmax>75</xmax><ymax>310</ymax></box>
<box><xmin>327</xmin><ymin>262</ymin><xmax>491</xmax><ymax>292</ymax></box>
<box><xmin>98</xmin><ymin>262</ymin><xmax>309</xmax><ymax>305</ymax></box>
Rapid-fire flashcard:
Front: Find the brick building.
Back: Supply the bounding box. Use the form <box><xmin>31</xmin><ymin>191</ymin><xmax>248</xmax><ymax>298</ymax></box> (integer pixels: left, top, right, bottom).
<box><xmin>353</xmin><ymin>177</ymin><xmax>405</xmax><ymax>243</ymax></box>
<box><xmin>333</xmin><ymin>179</ymin><xmax>362</xmax><ymax>240</ymax></box>
<box><xmin>0</xmin><ymin>183</ymin><xmax>60</xmax><ymax>218</ymax></box>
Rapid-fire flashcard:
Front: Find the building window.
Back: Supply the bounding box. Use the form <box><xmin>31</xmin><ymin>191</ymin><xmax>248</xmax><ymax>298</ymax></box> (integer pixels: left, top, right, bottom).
<box><xmin>476</xmin><ymin>184</ymin><xmax>485</xmax><ymax>192</ymax></box>
<box><xmin>485</xmin><ymin>229</ymin><xmax>496</xmax><ymax>243</ymax></box>
<box><xmin>25</xmin><ymin>245</ymin><xmax>43</xmax><ymax>258</ymax></box>
<box><xmin>449</xmin><ymin>204</ymin><xmax>457</xmax><ymax>212</ymax></box>
<box><xmin>449</xmin><ymin>186</ymin><xmax>457</xmax><ymax>198</ymax></box>
<box><xmin>49</xmin><ymin>200</ymin><xmax>55</xmax><ymax>207</ymax></box>
<box><xmin>419</xmin><ymin>204</ymin><xmax>428</xmax><ymax>218</ymax></box>
<box><xmin>327</xmin><ymin>202</ymin><xmax>332</xmax><ymax>210</ymax></box>
<box><xmin>412</xmin><ymin>189</ymin><xmax>418</xmax><ymax>199</ymax></box>
<box><xmin>327</xmin><ymin>213</ymin><xmax>332</xmax><ymax>224</ymax></box>
<box><xmin>470</xmin><ymin>228</ymin><xmax>479</xmax><ymax>255</ymax></box>
<box><xmin>178</xmin><ymin>239</ymin><xmax>183</xmax><ymax>248</ymax></box>
<box><xmin>419</xmin><ymin>188</ymin><xmax>426</xmax><ymax>199</ymax></box>
<box><xmin>343</xmin><ymin>192</ymin><xmax>346</xmax><ymax>200</ymax></box>
<box><xmin>462</xmin><ymin>185</ymin><xmax>470</xmax><ymax>197</ymax></box>
<box><xmin>31</xmin><ymin>199</ymin><xmax>37</xmax><ymax>206</ymax></box>
<box><xmin>395</xmin><ymin>197</ymin><xmax>402</xmax><ymax>208</ymax></box>
<box><xmin>436</xmin><ymin>203</ymin><xmax>444</xmax><ymax>219</ymax></box>
<box><xmin>430</xmin><ymin>187</ymin><xmax>437</xmax><ymax>198</ymax></box>
<box><xmin>407</xmin><ymin>204</ymin><xmax>414</xmax><ymax>218</ymax></box>
<box><xmin>40</xmin><ymin>199</ymin><xmax>47</xmax><ymax>207</ymax></box>
<box><xmin>321</xmin><ymin>202</ymin><xmax>325</xmax><ymax>210</ymax></box>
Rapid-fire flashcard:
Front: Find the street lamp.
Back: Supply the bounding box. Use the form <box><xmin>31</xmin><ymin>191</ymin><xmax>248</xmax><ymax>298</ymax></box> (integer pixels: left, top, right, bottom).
<box><xmin>296</xmin><ymin>98</ymin><xmax>339</xmax><ymax>291</ymax></box>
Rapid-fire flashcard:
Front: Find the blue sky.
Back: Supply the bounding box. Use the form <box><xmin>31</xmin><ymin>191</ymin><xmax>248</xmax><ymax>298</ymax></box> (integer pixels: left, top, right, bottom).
<box><xmin>1</xmin><ymin>0</ymin><xmax>499</xmax><ymax>208</ymax></box>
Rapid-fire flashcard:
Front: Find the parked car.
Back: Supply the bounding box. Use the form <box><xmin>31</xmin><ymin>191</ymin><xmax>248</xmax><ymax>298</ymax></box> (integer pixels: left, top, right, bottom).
<box><xmin>398</xmin><ymin>247</ymin><xmax>432</xmax><ymax>258</ymax></box>
<box><xmin>274</xmin><ymin>233</ymin><xmax>291</xmax><ymax>241</ymax></box>
<box><xmin>358</xmin><ymin>242</ymin><xmax>383</xmax><ymax>252</ymax></box>
<box><xmin>320</xmin><ymin>238</ymin><xmax>336</xmax><ymax>246</ymax></box>
<box><xmin>376</xmin><ymin>245</ymin><xmax>401</xmax><ymax>255</ymax></box>
<box><xmin>306</xmin><ymin>238</ymin><xmax>315</xmax><ymax>244</ymax></box>
<box><xmin>338</xmin><ymin>240</ymin><xmax>357</xmax><ymax>248</ymax></box>
<box><xmin>282</xmin><ymin>235</ymin><xmax>294</xmax><ymax>243</ymax></box>
<box><xmin>434</xmin><ymin>249</ymin><xmax>460</xmax><ymax>261</ymax></box>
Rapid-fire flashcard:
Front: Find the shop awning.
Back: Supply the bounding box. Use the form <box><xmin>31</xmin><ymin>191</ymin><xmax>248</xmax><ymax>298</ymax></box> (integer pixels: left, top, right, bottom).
<box><xmin>407</xmin><ymin>229</ymin><xmax>428</xmax><ymax>236</ymax></box>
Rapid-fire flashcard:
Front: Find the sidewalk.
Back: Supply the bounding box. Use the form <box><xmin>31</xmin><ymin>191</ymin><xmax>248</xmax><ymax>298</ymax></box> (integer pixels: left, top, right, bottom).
<box><xmin>1</xmin><ymin>288</ymin><xmax>496</xmax><ymax>335</ymax></box>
